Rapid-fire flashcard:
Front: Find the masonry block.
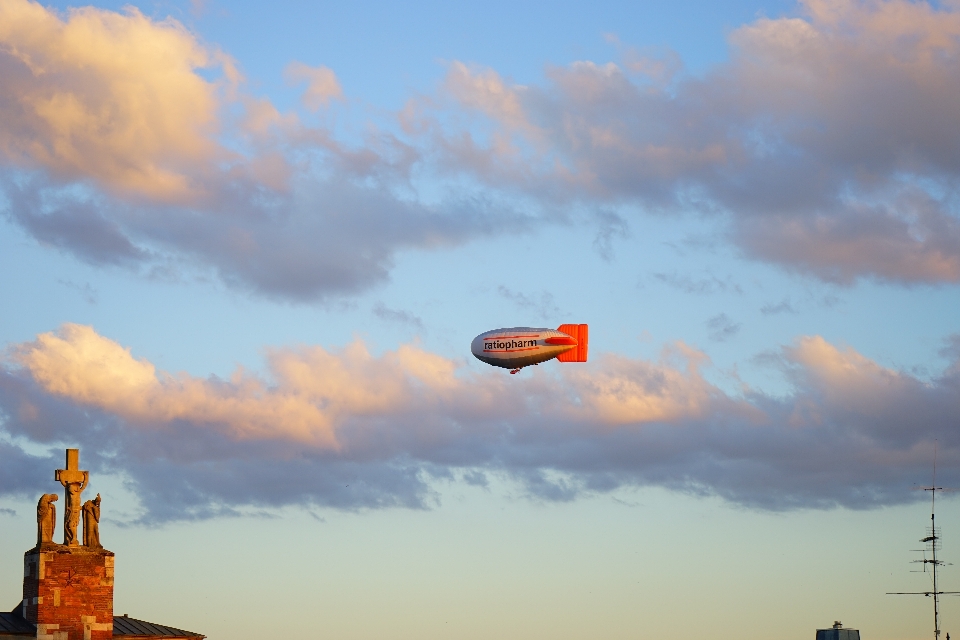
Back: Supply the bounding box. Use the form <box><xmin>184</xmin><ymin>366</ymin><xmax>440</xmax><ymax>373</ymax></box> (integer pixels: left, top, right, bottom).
<box><xmin>22</xmin><ymin>543</ymin><xmax>114</xmax><ymax>640</ymax></box>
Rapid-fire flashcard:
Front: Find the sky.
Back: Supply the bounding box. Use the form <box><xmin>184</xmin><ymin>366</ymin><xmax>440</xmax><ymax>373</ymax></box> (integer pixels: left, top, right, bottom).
<box><xmin>0</xmin><ymin>0</ymin><xmax>959</xmax><ymax>638</ymax></box>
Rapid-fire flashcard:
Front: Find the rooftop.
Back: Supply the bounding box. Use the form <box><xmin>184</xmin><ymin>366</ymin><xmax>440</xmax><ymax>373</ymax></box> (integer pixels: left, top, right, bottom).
<box><xmin>1</xmin><ymin>607</ymin><xmax>204</xmax><ymax>639</ymax></box>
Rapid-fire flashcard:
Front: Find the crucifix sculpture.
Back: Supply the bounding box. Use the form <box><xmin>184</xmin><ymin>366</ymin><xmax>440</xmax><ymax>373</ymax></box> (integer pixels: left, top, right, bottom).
<box><xmin>55</xmin><ymin>449</ymin><xmax>89</xmax><ymax>547</ymax></box>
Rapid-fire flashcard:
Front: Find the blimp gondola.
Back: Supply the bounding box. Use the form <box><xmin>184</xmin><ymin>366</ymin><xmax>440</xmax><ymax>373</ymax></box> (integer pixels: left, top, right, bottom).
<box><xmin>471</xmin><ymin>324</ymin><xmax>588</xmax><ymax>374</ymax></box>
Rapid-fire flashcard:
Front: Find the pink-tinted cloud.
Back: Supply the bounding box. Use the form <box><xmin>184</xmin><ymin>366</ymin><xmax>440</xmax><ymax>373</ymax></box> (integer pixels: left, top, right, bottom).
<box><xmin>735</xmin><ymin>193</ymin><xmax>960</xmax><ymax>284</ymax></box>
<box><xmin>443</xmin><ymin>62</ymin><xmax>535</xmax><ymax>135</ymax></box>
<box><xmin>1</xmin><ymin>325</ymin><xmax>958</xmax><ymax>520</ymax></box>
<box><xmin>9</xmin><ymin>324</ymin><xmax>730</xmax><ymax>446</ymax></box>
<box><xmin>414</xmin><ymin>0</ymin><xmax>960</xmax><ymax>283</ymax></box>
<box><xmin>285</xmin><ymin>62</ymin><xmax>343</xmax><ymax>111</ymax></box>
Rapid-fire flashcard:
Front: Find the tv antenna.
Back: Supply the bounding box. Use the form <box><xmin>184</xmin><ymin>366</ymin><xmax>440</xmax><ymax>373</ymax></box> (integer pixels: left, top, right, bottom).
<box><xmin>888</xmin><ymin>445</ymin><xmax>960</xmax><ymax>640</ymax></box>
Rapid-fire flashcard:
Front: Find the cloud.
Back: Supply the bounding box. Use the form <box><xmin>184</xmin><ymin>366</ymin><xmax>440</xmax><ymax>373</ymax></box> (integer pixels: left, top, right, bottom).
<box><xmin>416</xmin><ymin>0</ymin><xmax>960</xmax><ymax>284</ymax></box>
<box><xmin>0</xmin><ymin>0</ymin><xmax>518</xmax><ymax>301</ymax></box>
<box><xmin>652</xmin><ymin>272</ymin><xmax>743</xmax><ymax>295</ymax></box>
<box><xmin>57</xmin><ymin>280</ymin><xmax>98</xmax><ymax>305</ymax></box>
<box><xmin>284</xmin><ymin>62</ymin><xmax>343</xmax><ymax>110</ymax></box>
<box><xmin>0</xmin><ymin>441</ymin><xmax>58</xmax><ymax>499</ymax></box>
<box><xmin>706</xmin><ymin>313</ymin><xmax>741</xmax><ymax>342</ymax></box>
<box><xmin>12</xmin><ymin>323</ymin><xmax>461</xmax><ymax>447</ymax></box>
<box><xmin>941</xmin><ymin>333</ymin><xmax>960</xmax><ymax>371</ymax></box>
<box><xmin>592</xmin><ymin>210</ymin><xmax>629</xmax><ymax>261</ymax></box>
<box><xmin>0</xmin><ymin>0</ymin><xmax>234</xmax><ymax>201</ymax></box>
<box><xmin>148</xmin><ymin>178</ymin><xmax>508</xmax><ymax>300</ymax></box>
<box><xmin>4</xmin><ymin>0</ymin><xmax>960</xmax><ymax>301</ymax></box>
<box><xmin>3</xmin><ymin>175</ymin><xmax>148</xmax><ymax>266</ymax></box>
<box><xmin>4</xmin><ymin>169</ymin><xmax>515</xmax><ymax>301</ymax></box>
<box><xmin>760</xmin><ymin>299</ymin><xmax>797</xmax><ymax>315</ymax></box>
<box><xmin>497</xmin><ymin>286</ymin><xmax>564</xmax><ymax>320</ymax></box>
<box><xmin>734</xmin><ymin>195</ymin><xmax>960</xmax><ymax>284</ymax></box>
<box><xmin>372</xmin><ymin>302</ymin><xmax>424</xmax><ymax>329</ymax></box>
<box><xmin>443</xmin><ymin>61</ymin><xmax>532</xmax><ymax>133</ymax></box>
<box><xmin>2</xmin><ymin>324</ymin><xmax>959</xmax><ymax>521</ymax></box>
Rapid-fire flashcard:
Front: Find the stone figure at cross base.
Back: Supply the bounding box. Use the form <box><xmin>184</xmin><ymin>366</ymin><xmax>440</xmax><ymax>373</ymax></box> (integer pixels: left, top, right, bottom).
<box><xmin>36</xmin><ymin>493</ymin><xmax>58</xmax><ymax>545</ymax></box>
<box><xmin>82</xmin><ymin>494</ymin><xmax>102</xmax><ymax>548</ymax></box>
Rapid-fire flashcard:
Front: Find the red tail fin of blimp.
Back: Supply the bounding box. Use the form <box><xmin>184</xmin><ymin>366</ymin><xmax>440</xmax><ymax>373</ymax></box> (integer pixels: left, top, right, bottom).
<box><xmin>556</xmin><ymin>324</ymin><xmax>588</xmax><ymax>362</ymax></box>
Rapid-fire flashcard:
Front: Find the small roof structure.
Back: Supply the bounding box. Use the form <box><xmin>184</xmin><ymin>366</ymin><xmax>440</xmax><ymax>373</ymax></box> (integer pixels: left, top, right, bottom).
<box><xmin>0</xmin><ymin>607</ymin><xmax>204</xmax><ymax>640</ymax></box>
<box><xmin>816</xmin><ymin>621</ymin><xmax>860</xmax><ymax>640</ymax></box>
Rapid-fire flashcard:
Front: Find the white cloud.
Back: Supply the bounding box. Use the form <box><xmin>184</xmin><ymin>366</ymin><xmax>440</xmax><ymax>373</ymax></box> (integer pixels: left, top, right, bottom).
<box><xmin>0</xmin><ymin>0</ymin><xmax>236</xmax><ymax>201</ymax></box>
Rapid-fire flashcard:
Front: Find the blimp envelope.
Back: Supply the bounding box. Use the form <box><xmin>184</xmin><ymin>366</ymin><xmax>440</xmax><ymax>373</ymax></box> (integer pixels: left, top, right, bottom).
<box><xmin>471</xmin><ymin>324</ymin><xmax>588</xmax><ymax>372</ymax></box>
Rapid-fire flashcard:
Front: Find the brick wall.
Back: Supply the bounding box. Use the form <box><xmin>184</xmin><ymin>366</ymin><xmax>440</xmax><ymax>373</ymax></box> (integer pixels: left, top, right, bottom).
<box><xmin>22</xmin><ymin>544</ymin><xmax>114</xmax><ymax>640</ymax></box>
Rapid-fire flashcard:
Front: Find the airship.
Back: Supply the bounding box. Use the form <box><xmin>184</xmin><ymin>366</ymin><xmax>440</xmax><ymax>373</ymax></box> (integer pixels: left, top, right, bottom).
<box><xmin>471</xmin><ymin>324</ymin><xmax>588</xmax><ymax>374</ymax></box>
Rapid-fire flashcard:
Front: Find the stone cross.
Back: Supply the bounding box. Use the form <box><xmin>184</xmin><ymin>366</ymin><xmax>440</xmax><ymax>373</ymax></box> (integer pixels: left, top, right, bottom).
<box><xmin>55</xmin><ymin>449</ymin><xmax>89</xmax><ymax>547</ymax></box>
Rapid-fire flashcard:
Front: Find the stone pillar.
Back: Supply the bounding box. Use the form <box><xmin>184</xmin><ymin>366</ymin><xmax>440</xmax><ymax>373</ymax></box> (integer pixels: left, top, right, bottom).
<box><xmin>22</xmin><ymin>543</ymin><xmax>114</xmax><ymax>640</ymax></box>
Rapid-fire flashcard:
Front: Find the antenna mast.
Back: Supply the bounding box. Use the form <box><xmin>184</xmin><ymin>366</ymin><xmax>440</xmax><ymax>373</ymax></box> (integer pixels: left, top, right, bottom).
<box><xmin>888</xmin><ymin>446</ymin><xmax>960</xmax><ymax>640</ymax></box>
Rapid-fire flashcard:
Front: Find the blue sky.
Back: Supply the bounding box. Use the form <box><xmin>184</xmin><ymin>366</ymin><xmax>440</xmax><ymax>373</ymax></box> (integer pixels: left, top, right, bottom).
<box><xmin>1</xmin><ymin>0</ymin><xmax>959</xmax><ymax>638</ymax></box>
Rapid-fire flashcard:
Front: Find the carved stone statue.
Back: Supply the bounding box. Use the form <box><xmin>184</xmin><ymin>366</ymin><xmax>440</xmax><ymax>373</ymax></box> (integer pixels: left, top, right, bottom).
<box><xmin>82</xmin><ymin>494</ymin><xmax>101</xmax><ymax>548</ymax></box>
<box><xmin>37</xmin><ymin>493</ymin><xmax>58</xmax><ymax>545</ymax></box>
<box><xmin>55</xmin><ymin>449</ymin><xmax>89</xmax><ymax>547</ymax></box>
